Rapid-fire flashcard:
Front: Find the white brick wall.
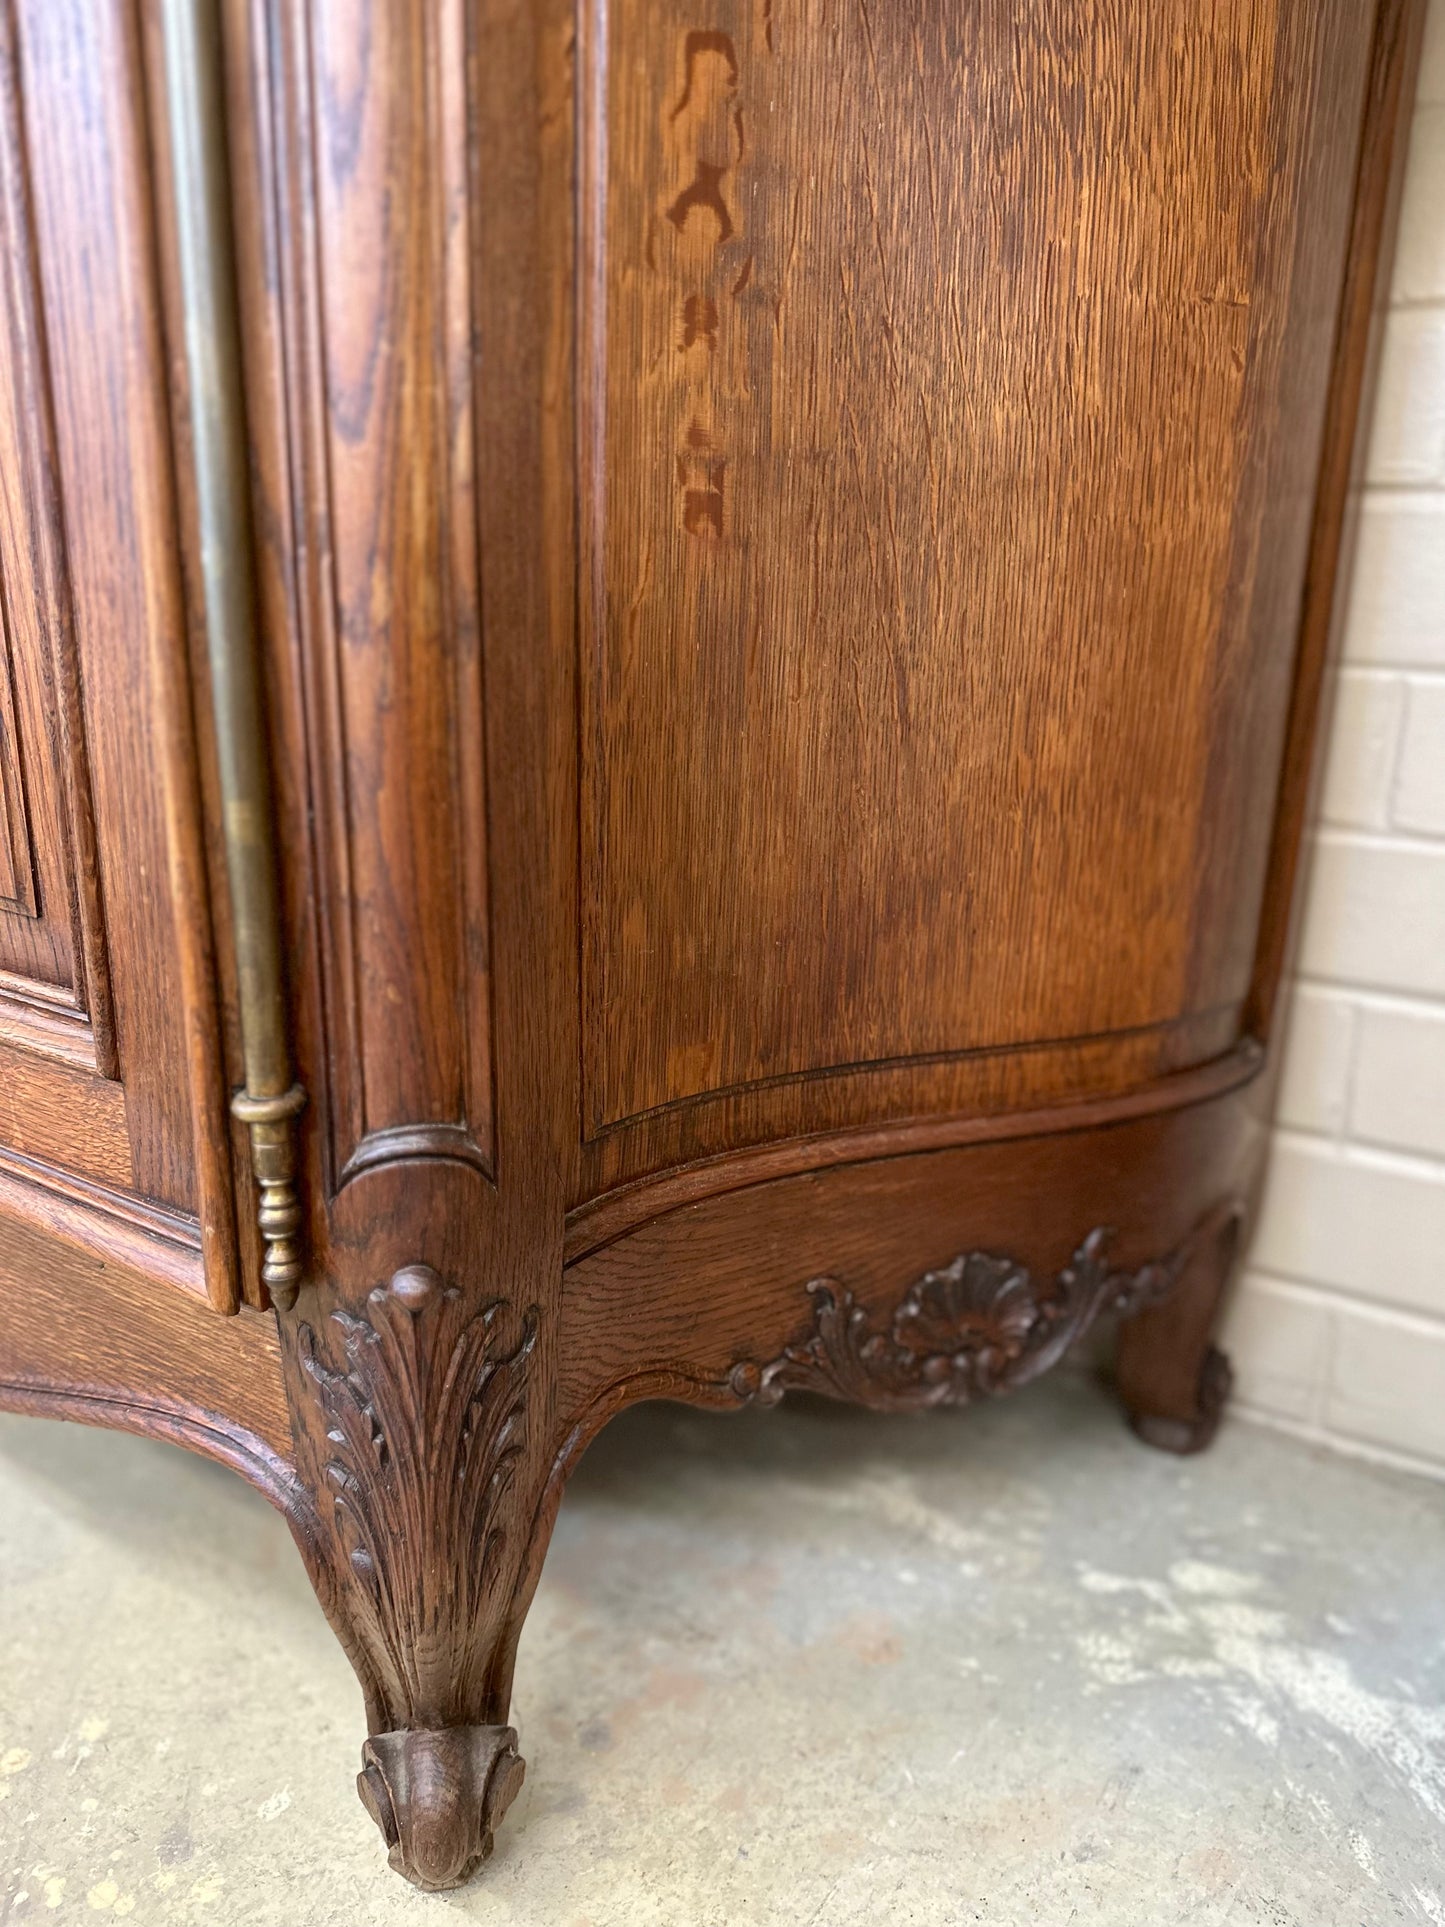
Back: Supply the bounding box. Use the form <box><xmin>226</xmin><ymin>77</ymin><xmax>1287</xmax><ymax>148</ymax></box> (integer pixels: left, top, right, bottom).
<box><xmin>1228</xmin><ymin>1</ymin><xmax>1445</xmax><ymax>1476</ymax></box>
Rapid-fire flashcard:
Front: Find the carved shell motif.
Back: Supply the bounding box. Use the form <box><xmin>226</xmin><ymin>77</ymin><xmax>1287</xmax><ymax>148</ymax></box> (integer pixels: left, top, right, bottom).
<box><xmin>733</xmin><ymin>1227</ymin><xmax>1193</xmax><ymax>1414</ymax></box>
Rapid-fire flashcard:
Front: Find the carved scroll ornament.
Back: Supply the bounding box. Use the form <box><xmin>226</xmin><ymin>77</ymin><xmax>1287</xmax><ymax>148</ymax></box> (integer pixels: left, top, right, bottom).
<box><xmin>730</xmin><ymin>1225</ymin><xmax>1202</xmax><ymax>1413</ymax></box>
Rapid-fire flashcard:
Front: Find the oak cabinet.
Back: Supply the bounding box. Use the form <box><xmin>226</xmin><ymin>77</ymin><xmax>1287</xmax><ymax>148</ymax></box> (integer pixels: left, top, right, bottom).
<box><xmin>0</xmin><ymin>0</ymin><xmax>1423</xmax><ymax>1891</ymax></box>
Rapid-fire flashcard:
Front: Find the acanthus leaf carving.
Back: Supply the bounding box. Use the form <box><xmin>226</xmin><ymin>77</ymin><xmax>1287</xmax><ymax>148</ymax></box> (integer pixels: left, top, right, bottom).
<box><xmin>298</xmin><ymin>1266</ymin><xmax>538</xmax><ymax>1718</ymax></box>
<box><xmin>730</xmin><ymin>1224</ymin><xmax>1202</xmax><ymax>1413</ymax></box>
<box><xmin>295</xmin><ymin>1264</ymin><xmax>539</xmax><ymax>1890</ymax></box>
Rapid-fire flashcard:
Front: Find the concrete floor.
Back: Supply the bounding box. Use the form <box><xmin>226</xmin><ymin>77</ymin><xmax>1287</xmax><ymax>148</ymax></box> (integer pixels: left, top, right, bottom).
<box><xmin>1</xmin><ymin>1375</ymin><xmax>1443</xmax><ymax>1926</ymax></box>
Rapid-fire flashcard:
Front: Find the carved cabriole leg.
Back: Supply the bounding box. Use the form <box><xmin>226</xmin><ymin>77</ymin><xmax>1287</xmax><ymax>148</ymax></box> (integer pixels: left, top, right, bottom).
<box><xmin>1115</xmin><ymin>1203</ymin><xmax>1245</xmax><ymax>1455</ymax></box>
<box><xmin>277</xmin><ymin>1263</ymin><xmax>556</xmax><ymax>1891</ymax></box>
<box><xmin>269</xmin><ymin>1191</ymin><xmax>1244</xmax><ymax>1888</ymax></box>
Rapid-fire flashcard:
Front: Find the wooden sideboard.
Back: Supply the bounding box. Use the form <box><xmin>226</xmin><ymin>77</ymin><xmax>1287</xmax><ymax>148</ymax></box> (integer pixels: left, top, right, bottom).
<box><xmin>0</xmin><ymin>0</ymin><xmax>1423</xmax><ymax>1891</ymax></box>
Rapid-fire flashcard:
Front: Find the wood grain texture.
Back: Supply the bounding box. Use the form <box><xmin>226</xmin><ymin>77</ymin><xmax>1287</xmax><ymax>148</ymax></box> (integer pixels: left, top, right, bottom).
<box><xmin>1246</xmin><ymin>0</ymin><xmax>1427</xmax><ymax>1040</ymax></box>
<box><xmin>0</xmin><ymin>0</ymin><xmax>240</xmax><ymax>1304</ymax></box>
<box><xmin>578</xmin><ymin>0</ymin><xmax>1374</xmax><ymax>1164</ymax></box>
<box><xmin>255</xmin><ymin>0</ymin><xmax>494</xmax><ymax>1192</ymax></box>
<box><xmin>0</xmin><ymin>3</ymin><xmax>115</xmax><ymax>1068</ymax></box>
<box><xmin>0</xmin><ymin>0</ymin><xmax>1423</xmax><ymax>1893</ymax></box>
<box><xmin>0</xmin><ymin>1194</ymin><xmax>291</xmax><ymax>1472</ymax></box>
<box><xmin>201</xmin><ymin>6</ymin><xmax>1423</xmax><ymax>1883</ymax></box>
<box><xmin>0</xmin><ymin>1148</ymin><xmax>203</xmax><ymax>1295</ymax></box>
<box><xmin>0</xmin><ymin>1042</ymin><xmax>130</xmax><ymax>1187</ymax></box>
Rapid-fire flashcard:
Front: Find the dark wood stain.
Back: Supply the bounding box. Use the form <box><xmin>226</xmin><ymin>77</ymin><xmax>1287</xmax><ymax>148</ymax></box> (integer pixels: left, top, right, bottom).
<box><xmin>581</xmin><ymin>0</ymin><xmax>1376</xmax><ymax>1147</ymax></box>
<box><xmin>0</xmin><ymin>0</ymin><xmax>1423</xmax><ymax>1891</ymax></box>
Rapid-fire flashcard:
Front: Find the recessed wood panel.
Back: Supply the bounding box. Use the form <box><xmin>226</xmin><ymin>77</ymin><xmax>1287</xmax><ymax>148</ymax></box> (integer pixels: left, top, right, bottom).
<box><xmin>0</xmin><ymin>0</ymin><xmax>242</xmax><ymax>1295</ymax></box>
<box><xmin>0</xmin><ymin>22</ymin><xmax>110</xmax><ymax>1044</ymax></box>
<box><xmin>580</xmin><ymin>0</ymin><xmax>1374</xmax><ymax>1134</ymax></box>
<box><xmin>0</xmin><ymin>1040</ymin><xmax>131</xmax><ymax>1188</ymax></box>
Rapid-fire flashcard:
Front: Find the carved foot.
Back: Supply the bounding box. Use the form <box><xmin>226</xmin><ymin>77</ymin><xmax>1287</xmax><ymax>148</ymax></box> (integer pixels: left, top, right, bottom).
<box><xmin>1127</xmin><ymin>1344</ymin><xmax>1233</xmax><ymax>1456</ymax></box>
<box><xmin>357</xmin><ymin>1725</ymin><xmax>526</xmax><ymax>1890</ymax></box>
<box><xmin>1116</xmin><ymin>1203</ymin><xmax>1242</xmax><ymax>1457</ymax></box>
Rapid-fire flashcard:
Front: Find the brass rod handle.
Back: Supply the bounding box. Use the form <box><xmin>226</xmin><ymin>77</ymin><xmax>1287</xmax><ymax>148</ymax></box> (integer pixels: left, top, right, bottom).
<box><xmin>159</xmin><ymin>0</ymin><xmax>305</xmax><ymax>1309</ymax></box>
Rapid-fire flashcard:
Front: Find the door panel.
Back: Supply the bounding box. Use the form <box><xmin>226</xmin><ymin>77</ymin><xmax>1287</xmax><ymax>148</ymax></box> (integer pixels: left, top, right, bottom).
<box><xmin>0</xmin><ymin>1</ymin><xmax>237</xmax><ymax>1303</ymax></box>
<box><xmin>579</xmin><ymin>0</ymin><xmax>1374</xmax><ymax>1137</ymax></box>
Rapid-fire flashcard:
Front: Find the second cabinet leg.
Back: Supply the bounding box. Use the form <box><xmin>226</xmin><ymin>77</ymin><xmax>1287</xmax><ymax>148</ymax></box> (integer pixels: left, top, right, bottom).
<box><xmin>1115</xmin><ymin>1205</ymin><xmax>1244</xmax><ymax>1456</ymax></box>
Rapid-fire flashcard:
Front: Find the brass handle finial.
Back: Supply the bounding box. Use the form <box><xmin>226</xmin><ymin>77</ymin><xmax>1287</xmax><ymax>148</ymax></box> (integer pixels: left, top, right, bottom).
<box><xmin>160</xmin><ymin>0</ymin><xmax>306</xmax><ymax>1310</ymax></box>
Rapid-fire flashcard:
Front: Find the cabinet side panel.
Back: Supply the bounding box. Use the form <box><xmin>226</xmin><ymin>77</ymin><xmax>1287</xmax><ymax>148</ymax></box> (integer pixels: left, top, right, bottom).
<box><xmin>579</xmin><ymin>0</ymin><xmax>1376</xmax><ymax>1134</ymax></box>
<box><xmin>1246</xmin><ymin>0</ymin><xmax>1427</xmax><ymax>1039</ymax></box>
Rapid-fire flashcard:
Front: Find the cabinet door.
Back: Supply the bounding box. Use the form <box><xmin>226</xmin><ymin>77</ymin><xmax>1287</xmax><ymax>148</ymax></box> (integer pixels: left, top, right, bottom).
<box><xmin>571</xmin><ymin>0</ymin><xmax>1381</xmax><ymax>1194</ymax></box>
<box><xmin>0</xmin><ymin>2</ymin><xmax>238</xmax><ymax>1306</ymax></box>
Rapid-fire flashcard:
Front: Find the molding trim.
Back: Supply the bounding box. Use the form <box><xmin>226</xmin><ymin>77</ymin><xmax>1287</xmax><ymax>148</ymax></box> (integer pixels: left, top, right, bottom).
<box><xmin>337</xmin><ymin>1122</ymin><xmax>496</xmax><ymax>1191</ymax></box>
<box><xmin>564</xmin><ymin>1041</ymin><xmax>1263</xmax><ymax>1263</ymax></box>
<box><xmin>0</xmin><ymin>1150</ymin><xmax>206</xmax><ymax>1296</ymax></box>
<box><xmin>0</xmin><ymin>1377</ymin><xmax>307</xmax><ymax>1520</ymax></box>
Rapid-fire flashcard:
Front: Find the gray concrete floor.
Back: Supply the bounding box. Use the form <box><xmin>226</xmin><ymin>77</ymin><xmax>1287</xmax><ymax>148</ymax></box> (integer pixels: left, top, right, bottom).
<box><xmin>1</xmin><ymin>1374</ymin><xmax>1443</xmax><ymax>1926</ymax></box>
